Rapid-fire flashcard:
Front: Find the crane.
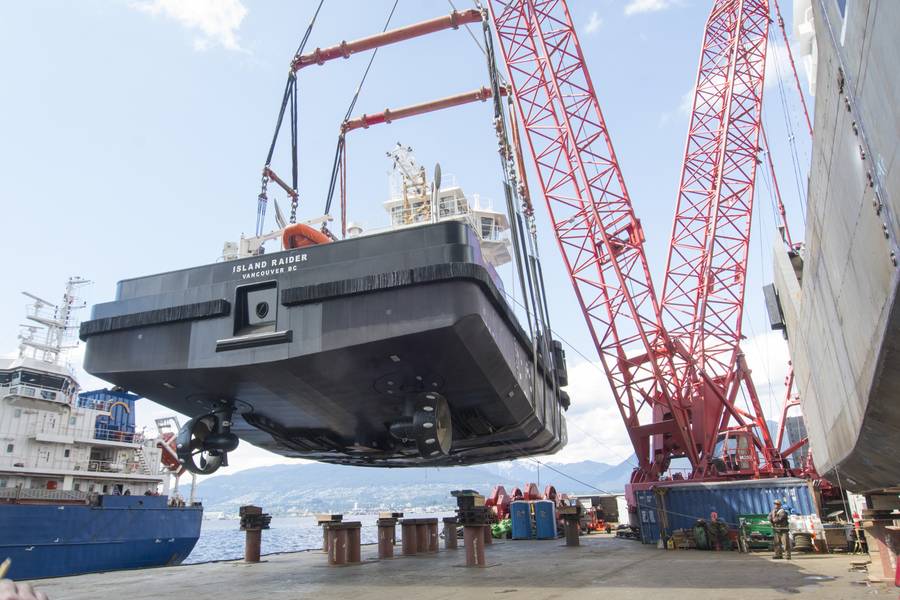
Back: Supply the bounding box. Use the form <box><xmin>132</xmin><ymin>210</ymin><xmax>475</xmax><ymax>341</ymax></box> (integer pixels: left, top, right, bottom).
<box><xmin>489</xmin><ymin>0</ymin><xmax>796</xmax><ymax>491</ymax></box>
<box><xmin>262</xmin><ymin>0</ymin><xmax>806</xmax><ymax>493</ymax></box>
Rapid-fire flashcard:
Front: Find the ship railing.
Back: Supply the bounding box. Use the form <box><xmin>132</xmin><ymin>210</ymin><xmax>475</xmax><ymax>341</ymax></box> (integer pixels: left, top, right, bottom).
<box><xmin>388</xmin><ymin>173</ymin><xmax>460</xmax><ymax>199</ymax></box>
<box><xmin>0</xmin><ymin>455</ymin><xmax>149</xmax><ymax>476</ymax></box>
<box><xmin>92</xmin><ymin>427</ymin><xmax>143</xmax><ymax>444</ymax></box>
<box><xmin>25</xmin><ymin>422</ymin><xmax>143</xmax><ymax>445</ymax></box>
<box><xmin>87</xmin><ymin>459</ymin><xmax>145</xmax><ymax>474</ymax></box>
<box><xmin>76</xmin><ymin>396</ymin><xmax>114</xmax><ymax>411</ymax></box>
<box><xmin>376</xmin><ymin>203</ymin><xmax>482</xmax><ymax>235</ymax></box>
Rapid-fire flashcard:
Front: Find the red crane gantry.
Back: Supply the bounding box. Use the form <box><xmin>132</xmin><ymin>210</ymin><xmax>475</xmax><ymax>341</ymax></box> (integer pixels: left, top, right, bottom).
<box><xmin>280</xmin><ymin>0</ymin><xmax>805</xmax><ymax>491</ymax></box>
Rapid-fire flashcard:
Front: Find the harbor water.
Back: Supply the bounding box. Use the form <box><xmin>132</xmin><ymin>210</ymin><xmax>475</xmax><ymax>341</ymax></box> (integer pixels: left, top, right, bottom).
<box><xmin>186</xmin><ymin>512</ymin><xmax>455</xmax><ymax>564</ymax></box>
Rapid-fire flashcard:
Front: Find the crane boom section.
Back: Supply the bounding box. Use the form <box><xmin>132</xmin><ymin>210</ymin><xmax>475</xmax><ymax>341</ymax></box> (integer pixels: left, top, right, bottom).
<box><xmin>661</xmin><ymin>0</ymin><xmax>742</xmax><ymax>356</ymax></box>
<box><xmin>488</xmin><ymin>0</ymin><xmax>700</xmax><ymax>474</ymax></box>
<box><xmin>694</xmin><ymin>0</ymin><xmax>769</xmax><ymax>381</ymax></box>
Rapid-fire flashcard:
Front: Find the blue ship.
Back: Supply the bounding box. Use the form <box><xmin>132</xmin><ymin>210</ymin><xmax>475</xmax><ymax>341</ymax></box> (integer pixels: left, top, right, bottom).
<box><xmin>1</xmin><ymin>495</ymin><xmax>202</xmax><ymax>580</ymax></box>
<box><xmin>0</xmin><ymin>279</ymin><xmax>203</xmax><ymax>579</ymax></box>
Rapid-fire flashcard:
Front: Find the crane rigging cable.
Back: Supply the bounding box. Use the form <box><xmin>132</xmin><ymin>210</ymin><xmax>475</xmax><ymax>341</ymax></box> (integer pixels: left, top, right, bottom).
<box><xmin>480</xmin><ymin>6</ymin><xmax>565</xmax><ymax>424</ymax></box>
<box><xmin>768</xmin><ymin>29</ymin><xmax>810</xmax><ymax>217</ymax></box>
<box><xmin>771</xmin><ymin>0</ymin><xmax>813</xmax><ymax>137</ymax></box>
<box><xmin>257</xmin><ymin>0</ymin><xmax>326</xmax><ymax>235</ymax></box>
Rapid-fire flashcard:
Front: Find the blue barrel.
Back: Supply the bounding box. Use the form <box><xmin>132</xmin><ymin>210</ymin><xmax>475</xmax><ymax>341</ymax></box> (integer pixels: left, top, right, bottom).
<box><xmin>533</xmin><ymin>500</ymin><xmax>557</xmax><ymax>539</ymax></box>
<box><xmin>510</xmin><ymin>501</ymin><xmax>532</xmax><ymax>540</ymax></box>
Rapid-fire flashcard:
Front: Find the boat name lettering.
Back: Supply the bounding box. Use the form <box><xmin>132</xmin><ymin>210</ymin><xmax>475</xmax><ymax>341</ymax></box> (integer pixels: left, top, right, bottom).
<box><xmin>231</xmin><ymin>253</ymin><xmax>308</xmax><ymax>276</ymax></box>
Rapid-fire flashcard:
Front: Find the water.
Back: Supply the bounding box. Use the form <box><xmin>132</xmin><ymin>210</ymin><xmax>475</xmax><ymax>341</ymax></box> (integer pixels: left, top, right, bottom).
<box><xmin>186</xmin><ymin>512</ymin><xmax>455</xmax><ymax>564</ymax></box>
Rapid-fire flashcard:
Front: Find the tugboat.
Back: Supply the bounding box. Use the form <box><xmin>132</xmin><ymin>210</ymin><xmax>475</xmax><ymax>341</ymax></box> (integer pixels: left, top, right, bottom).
<box><xmin>0</xmin><ymin>278</ymin><xmax>202</xmax><ymax>579</ymax></box>
<box><xmin>81</xmin><ymin>148</ymin><xmax>569</xmax><ymax>473</ymax></box>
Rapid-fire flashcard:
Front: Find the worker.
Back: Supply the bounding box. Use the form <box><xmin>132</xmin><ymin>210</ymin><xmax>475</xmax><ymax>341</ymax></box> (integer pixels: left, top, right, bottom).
<box><xmin>768</xmin><ymin>499</ymin><xmax>791</xmax><ymax>559</ymax></box>
<box><xmin>709</xmin><ymin>512</ymin><xmax>730</xmax><ymax>550</ymax></box>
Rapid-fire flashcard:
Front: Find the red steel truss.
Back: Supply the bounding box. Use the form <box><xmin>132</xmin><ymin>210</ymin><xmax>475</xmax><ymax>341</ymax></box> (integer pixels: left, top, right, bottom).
<box><xmin>488</xmin><ymin>0</ymin><xmax>698</xmax><ymax>479</ymax></box>
<box><xmin>490</xmin><ymin>0</ymin><xmax>785</xmax><ymax>483</ymax></box>
<box><xmin>661</xmin><ymin>0</ymin><xmax>780</xmax><ymax>478</ymax></box>
<box><xmin>662</xmin><ymin>0</ymin><xmax>742</xmax><ymax>366</ymax></box>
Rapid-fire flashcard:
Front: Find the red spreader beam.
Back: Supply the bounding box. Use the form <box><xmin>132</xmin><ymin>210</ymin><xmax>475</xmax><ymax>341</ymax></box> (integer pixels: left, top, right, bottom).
<box><xmin>342</xmin><ymin>86</ymin><xmax>507</xmax><ymax>133</ymax></box>
<box><xmin>292</xmin><ymin>9</ymin><xmax>483</xmax><ymax>72</ymax></box>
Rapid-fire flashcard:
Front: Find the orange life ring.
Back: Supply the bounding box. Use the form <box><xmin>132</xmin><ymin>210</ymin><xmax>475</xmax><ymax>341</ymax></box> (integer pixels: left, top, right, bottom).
<box><xmin>282</xmin><ymin>223</ymin><xmax>331</xmax><ymax>249</ymax></box>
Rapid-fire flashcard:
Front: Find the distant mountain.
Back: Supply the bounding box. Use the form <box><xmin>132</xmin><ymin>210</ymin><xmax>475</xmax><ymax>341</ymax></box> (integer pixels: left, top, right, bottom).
<box><xmin>195</xmin><ymin>457</ymin><xmax>635</xmax><ymax>514</ymax></box>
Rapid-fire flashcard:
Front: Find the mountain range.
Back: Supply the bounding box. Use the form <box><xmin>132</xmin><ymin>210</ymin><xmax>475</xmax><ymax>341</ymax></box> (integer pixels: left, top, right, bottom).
<box><xmin>195</xmin><ymin>456</ymin><xmax>636</xmax><ymax>515</ymax></box>
<box><xmin>194</xmin><ymin>417</ymin><xmax>796</xmax><ymax>515</ymax></box>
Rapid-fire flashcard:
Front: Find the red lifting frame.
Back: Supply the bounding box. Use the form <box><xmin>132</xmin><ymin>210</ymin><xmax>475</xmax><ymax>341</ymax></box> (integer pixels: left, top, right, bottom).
<box><xmin>489</xmin><ymin>0</ymin><xmax>699</xmax><ymax>479</ymax></box>
<box><xmin>342</xmin><ymin>86</ymin><xmax>507</xmax><ymax>133</ymax></box>
<box><xmin>292</xmin><ymin>9</ymin><xmax>483</xmax><ymax>71</ymax></box>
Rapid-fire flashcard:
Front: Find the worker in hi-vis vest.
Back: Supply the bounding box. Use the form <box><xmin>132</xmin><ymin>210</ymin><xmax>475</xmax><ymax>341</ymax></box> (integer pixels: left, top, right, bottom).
<box><xmin>768</xmin><ymin>499</ymin><xmax>791</xmax><ymax>559</ymax></box>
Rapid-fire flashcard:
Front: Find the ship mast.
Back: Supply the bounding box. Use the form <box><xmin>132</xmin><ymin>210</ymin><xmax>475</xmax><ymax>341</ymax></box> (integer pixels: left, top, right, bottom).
<box><xmin>19</xmin><ymin>276</ymin><xmax>91</xmax><ymax>365</ymax></box>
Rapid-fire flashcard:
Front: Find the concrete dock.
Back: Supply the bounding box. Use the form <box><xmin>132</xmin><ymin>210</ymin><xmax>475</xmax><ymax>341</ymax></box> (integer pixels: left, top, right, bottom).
<box><xmin>33</xmin><ymin>534</ymin><xmax>879</xmax><ymax>599</ymax></box>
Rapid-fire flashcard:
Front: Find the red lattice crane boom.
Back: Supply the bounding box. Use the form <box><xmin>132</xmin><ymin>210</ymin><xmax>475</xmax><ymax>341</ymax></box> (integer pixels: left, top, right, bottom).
<box><xmin>490</xmin><ymin>0</ymin><xmax>787</xmax><ymax>484</ymax></box>
<box><xmin>661</xmin><ymin>0</ymin><xmax>782</xmax><ymax>479</ymax></box>
<box><xmin>488</xmin><ymin>0</ymin><xmax>699</xmax><ymax>479</ymax></box>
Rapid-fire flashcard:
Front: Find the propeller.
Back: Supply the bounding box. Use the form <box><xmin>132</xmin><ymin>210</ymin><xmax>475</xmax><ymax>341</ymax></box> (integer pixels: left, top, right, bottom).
<box><xmin>411</xmin><ymin>391</ymin><xmax>452</xmax><ymax>458</ymax></box>
<box><xmin>176</xmin><ymin>415</ymin><xmax>228</xmax><ymax>475</ymax></box>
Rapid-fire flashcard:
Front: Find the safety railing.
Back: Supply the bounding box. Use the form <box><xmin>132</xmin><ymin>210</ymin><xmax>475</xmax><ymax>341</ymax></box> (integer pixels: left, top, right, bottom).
<box><xmin>25</xmin><ymin>421</ymin><xmax>143</xmax><ymax>445</ymax></box>
<box><xmin>76</xmin><ymin>395</ymin><xmax>114</xmax><ymax>411</ymax></box>
<box><xmin>0</xmin><ymin>455</ymin><xmax>125</xmax><ymax>473</ymax></box>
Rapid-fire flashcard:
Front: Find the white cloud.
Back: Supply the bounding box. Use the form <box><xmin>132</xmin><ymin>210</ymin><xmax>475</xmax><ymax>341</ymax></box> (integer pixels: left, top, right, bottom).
<box><xmin>624</xmin><ymin>0</ymin><xmax>678</xmax><ymax>16</ymax></box>
<box><xmin>131</xmin><ymin>0</ymin><xmax>248</xmax><ymax>52</ymax></box>
<box><xmin>765</xmin><ymin>38</ymin><xmax>801</xmax><ymax>93</ymax></box>
<box><xmin>659</xmin><ymin>87</ymin><xmax>695</xmax><ymax>127</ymax></box>
<box><xmin>549</xmin><ymin>359</ymin><xmax>634</xmax><ymax>464</ymax></box>
<box><xmin>678</xmin><ymin>88</ymin><xmax>694</xmax><ymax>115</ymax></box>
<box><xmin>584</xmin><ymin>11</ymin><xmax>603</xmax><ymax>34</ymax></box>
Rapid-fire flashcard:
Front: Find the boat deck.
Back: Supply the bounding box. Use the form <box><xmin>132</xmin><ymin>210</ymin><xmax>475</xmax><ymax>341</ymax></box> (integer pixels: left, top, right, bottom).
<box><xmin>31</xmin><ymin>534</ymin><xmax>875</xmax><ymax>599</ymax></box>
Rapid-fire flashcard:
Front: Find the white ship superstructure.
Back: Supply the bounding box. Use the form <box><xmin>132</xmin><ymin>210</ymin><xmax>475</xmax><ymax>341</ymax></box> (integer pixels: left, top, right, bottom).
<box><xmin>0</xmin><ymin>278</ymin><xmax>171</xmax><ymax>497</ymax></box>
<box><xmin>371</xmin><ymin>144</ymin><xmax>513</xmax><ymax>268</ymax></box>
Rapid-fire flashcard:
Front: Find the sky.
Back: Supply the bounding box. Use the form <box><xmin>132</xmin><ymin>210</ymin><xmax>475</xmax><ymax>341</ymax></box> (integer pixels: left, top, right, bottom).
<box><xmin>0</xmin><ymin>0</ymin><xmax>814</xmax><ymax>475</ymax></box>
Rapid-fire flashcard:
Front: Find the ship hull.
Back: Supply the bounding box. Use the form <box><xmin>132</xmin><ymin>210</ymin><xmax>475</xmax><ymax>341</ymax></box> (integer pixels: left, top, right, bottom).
<box><xmin>0</xmin><ymin>495</ymin><xmax>202</xmax><ymax>580</ymax></box>
<box><xmin>81</xmin><ymin>222</ymin><xmax>567</xmax><ymax>466</ymax></box>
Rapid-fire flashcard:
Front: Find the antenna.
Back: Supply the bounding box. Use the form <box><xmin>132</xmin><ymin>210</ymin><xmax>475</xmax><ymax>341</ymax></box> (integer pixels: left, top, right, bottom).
<box><xmin>21</xmin><ymin>291</ymin><xmax>54</xmax><ymax>306</ymax></box>
<box><xmin>19</xmin><ymin>277</ymin><xmax>92</xmax><ymax>364</ymax></box>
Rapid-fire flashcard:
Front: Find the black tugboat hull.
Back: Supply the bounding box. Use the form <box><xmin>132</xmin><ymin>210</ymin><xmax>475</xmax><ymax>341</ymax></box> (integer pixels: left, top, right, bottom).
<box><xmin>81</xmin><ymin>222</ymin><xmax>567</xmax><ymax>466</ymax></box>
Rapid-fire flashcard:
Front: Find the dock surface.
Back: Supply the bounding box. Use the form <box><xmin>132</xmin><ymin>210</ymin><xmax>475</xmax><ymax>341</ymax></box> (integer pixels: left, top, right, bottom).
<box><xmin>34</xmin><ymin>535</ymin><xmax>874</xmax><ymax>599</ymax></box>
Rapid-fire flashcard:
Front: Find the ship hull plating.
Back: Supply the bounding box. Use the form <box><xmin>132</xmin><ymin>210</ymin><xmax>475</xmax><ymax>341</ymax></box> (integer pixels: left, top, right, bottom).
<box><xmin>81</xmin><ymin>223</ymin><xmax>567</xmax><ymax>466</ymax></box>
<box><xmin>0</xmin><ymin>495</ymin><xmax>201</xmax><ymax>580</ymax></box>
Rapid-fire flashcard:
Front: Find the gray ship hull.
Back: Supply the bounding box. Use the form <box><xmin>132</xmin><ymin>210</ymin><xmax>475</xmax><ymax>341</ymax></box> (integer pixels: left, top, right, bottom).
<box><xmin>81</xmin><ymin>222</ymin><xmax>567</xmax><ymax>466</ymax></box>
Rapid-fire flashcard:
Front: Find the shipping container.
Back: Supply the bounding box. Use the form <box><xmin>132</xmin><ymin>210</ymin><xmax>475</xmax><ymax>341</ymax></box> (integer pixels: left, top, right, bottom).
<box><xmin>533</xmin><ymin>500</ymin><xmax>557</xmax><ymax>539</ymax></box>
<box><xmin>635</xmin><ymin>478</ymin><xmax>817</xmax><ymax>544</ymax></box>
<box><xmin>510</xmin><ymin>501</ymin><xmax>532</xmax><ymax>540</ymax></box>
